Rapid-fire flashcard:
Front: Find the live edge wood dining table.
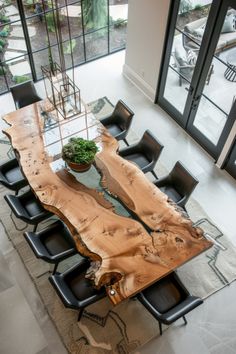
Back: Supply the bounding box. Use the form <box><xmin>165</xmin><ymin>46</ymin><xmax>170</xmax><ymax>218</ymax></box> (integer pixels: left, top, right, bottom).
<box><xmin>2</xmin><ymin>100</ymin><xmax>212</xmax><ymax>305</ymax></box>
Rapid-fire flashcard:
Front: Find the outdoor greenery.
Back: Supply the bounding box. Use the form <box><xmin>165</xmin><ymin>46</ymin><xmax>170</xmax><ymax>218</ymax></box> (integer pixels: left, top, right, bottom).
<box><xmin>0</xmin><ymin>25</ymin><xmax>10</xmax><ymax>37</ymax></box>
<box><xmin>13</xmin><ymin>75</ymin><xmax>30</xmax><ymax>84</ymax></box>
<box><xmin>0</xmin><ymin>0</ymin><xmax>128</xmax><ymax>94</ymax></box>
<box><xmin>45</xmin><ymin>12</ymin><xmax>57</xmax><ymax>32</ymax></box>
<box><xmin>0</xmin><ymin>14</ymin><xmax>10</xmax><ymax>23</ymax></box>
<box><xmin>179</xmin><ymin>0</ymin><xmax>193</xmax><ymax>14</ymax></box>
<box><xmin>62</xmin><ymin>137</ymin><xmax>99</xmax><ymax>164</ymax></box>
<box><xmin>113</xmin><ymin>18</ymin><xmax>127</xmax><ymax>28</ymax></box>
<box><xmin>0</xmin><ymin>66</ymin><xmax>6</xmax><ymax>75</ymax></box>
<box><xmin>0</xmin><ymin>38</ymin><xmax>6</xmax><ymax>47</ymax></box>
<box><xmin>63</xmin><ymin>39</ymin><xmax>76</xmax><ymax>54</ymax></box>
<box><xmin>83</xmin><ymin>0</ymin><xmax>108</xmax><ymax>31</ymax></box>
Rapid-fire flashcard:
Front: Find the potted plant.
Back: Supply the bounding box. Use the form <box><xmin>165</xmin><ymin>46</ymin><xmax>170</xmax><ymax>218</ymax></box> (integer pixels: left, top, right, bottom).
<box><xmin>62</xmin><ymin>137</ymin><xmax>98</xmax><ymax>172</ymax></box>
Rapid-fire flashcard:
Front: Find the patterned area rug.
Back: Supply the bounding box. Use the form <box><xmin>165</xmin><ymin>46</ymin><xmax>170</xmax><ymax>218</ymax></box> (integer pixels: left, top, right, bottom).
<box><xmin>0</xmin><ymin>97</ymin><xmax>236</xmax><ymax>354</ymax></box>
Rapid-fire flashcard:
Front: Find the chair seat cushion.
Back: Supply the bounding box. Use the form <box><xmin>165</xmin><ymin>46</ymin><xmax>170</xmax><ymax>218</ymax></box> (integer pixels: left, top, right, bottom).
<box><xmin>5</xmin><ymin>166</ymin><xmax>24</xmax><ymax>183</ymax></box>
<box><xmin>68</xmin><ymin>270</ymin><xmax>101</xmax><ymax>301</ymax></box>
<box><xmin>44</xmin><ymin>228</ymin><xmax>74</xmax><ymax>256</ymax></box>
<box><xmin>24</xmin><ymin>198</ymin><xmax>46</xmax><ymax>217</ymax></box>
<box><xmin>159</xmin><ymin>185</ymin><xmax>182</xmax><ymax>203</ymax></box>
<box><xmin>105</xmin><ymin>123</ymin><xmax>123</xmax><ymax>137</ymax></box>
<box><xmin>162</xmin><ymin>296</ymin><xmax>203</xmax><ymax>324</ymax></box>
<box><xmin>142</xmin><ymin>278</ymin><xmax>183</xmax><ymax>313</ymax></box>
<box><xmin>124</xmin><ymin>153</ymin><xmax>149</xmax><ymax>170</ymax></box>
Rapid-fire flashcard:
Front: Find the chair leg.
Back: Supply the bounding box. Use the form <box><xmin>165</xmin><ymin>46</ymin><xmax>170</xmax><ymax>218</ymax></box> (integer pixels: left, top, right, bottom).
<box><xmin>15</xmin><ymin>190</ymin><xmax>19</xmax><ymax>196</ymax></box>
<box><xmin>183</xmin><ymin>316</ymin><xmax>187</xmax><ymax>325</ymax></box>
<box><xmin>78</xmin><ymin>307</ymin><xmax>85</xmax><ymax>322</ymax></box>
<box><xmin>33</xmin><ymin>224</ymin><xmax>38</xmax><ymax>232</ymax></box>
<box><xmin>123</xmin><ymin>138</ymin><xmax>129</xmax><ymax>146</ymax></box>
<box><xmin>158</xmin><ymin>321</ymin><xmax>163</xmax><ymax>335</ymax></box>
<box><xmin>52</xmin><ymin>263</ymin><xmax>58</xmax><ymax>275</ymax></box>
<box><xmin>151</xmin><ymin>170</ymin><xmax>158</xmax><ymax>179</ymax></box>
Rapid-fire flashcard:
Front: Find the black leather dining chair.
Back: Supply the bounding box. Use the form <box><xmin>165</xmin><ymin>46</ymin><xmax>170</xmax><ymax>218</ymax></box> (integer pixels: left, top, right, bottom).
<box><xmin>4</xmin><ymin>189</ymin><xmax>52</xmax><ymax>232</ymax></box>
<box><xmin>24</xmin><ymin>220</ymin><xmax>78</xmax><ymax>274</ymax></box>
<box><xmin>137</xmin><ymin>272</ymin><xmax>203</xmax><ymax>335</ymax></box>
<box><xmin>0</xmin><ymin>158</ymin><xmax>28</xmax><ymax>194</ymax></box>
<box><xmin>153</xmin><ymin>161</ymin><xmax>199</xmax><ymax>208</ymax></box>
<box><xmin>49</xmin><ymin>257</ymin><xmax>106</xmax><ymax>321</ymax></box>
<box><xmin>119</xmin><ymin>130</ymin><xmax>164</xmax><ymax>178</ymax></box>
<box><xmin>100</xmin><ymin>99</ymin><xmax>134</xmax><ymax>146</ymax></box>
<box><xmin>10</xmin><ymin>80</ymin><xmax>42</xmax><ymax>109</ymax></box>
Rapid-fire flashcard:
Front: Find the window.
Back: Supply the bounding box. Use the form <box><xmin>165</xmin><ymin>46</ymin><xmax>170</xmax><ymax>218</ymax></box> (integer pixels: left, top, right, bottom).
<box><xmin>0</xmin><ymin>0</ymin><xmax>128</xmax><ymax>95</ymax></box>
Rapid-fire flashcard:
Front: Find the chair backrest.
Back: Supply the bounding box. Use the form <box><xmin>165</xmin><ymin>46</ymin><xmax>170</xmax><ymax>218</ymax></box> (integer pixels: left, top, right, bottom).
<box><xmin>10</xmin><ymin>80</ymin><xmax>42</xmax><ymax>109</ymax></box>
<box><xmin>170</xmin><ymin>161</ymin><xmax>198</xmax><ymax>202</ymax></box>
<box><xmin>140</xmin><ymin>130</ymin><xmax>164</xmax><ymax>162</ymax></box>
<box><xmin>112</xmin><ymin>100</ymin><xmax>134</xmax><ymax>130</ymax></box>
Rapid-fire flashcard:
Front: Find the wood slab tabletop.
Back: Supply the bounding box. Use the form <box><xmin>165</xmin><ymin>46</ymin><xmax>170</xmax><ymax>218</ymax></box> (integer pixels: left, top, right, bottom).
<box><xmin>2</xmin><ymin>102</ymin><xmax>212</xmax><ymax>304</ymax></box>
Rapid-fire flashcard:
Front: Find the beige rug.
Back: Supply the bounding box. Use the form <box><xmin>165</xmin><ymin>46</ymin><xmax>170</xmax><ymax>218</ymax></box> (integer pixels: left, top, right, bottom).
<box><xmin>0</xmin><ymin>97</ymin><xmax>236</xmax><ymax>353</ymax></box>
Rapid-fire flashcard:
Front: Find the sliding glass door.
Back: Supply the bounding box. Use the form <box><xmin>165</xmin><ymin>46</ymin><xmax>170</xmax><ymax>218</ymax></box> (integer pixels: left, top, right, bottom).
<box><xmin>158</xmin><ymin>0</ymin><xmax>236</xmax><ymax>160</ymax></box>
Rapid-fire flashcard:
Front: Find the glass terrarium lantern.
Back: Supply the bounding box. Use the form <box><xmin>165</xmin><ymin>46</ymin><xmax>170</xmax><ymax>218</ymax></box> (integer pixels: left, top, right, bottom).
<box><xmin>41</xmin><ymin>62</ymin><xmax>81</xmax><ymax>119</ymax></box>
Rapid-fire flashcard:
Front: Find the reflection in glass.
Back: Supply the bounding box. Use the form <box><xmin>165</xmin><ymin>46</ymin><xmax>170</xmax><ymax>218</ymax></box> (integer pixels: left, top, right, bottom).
<box><xmin>193</xmin><ymin>96</ymin><xmax>227</xmax><ymax>145</ymax></box>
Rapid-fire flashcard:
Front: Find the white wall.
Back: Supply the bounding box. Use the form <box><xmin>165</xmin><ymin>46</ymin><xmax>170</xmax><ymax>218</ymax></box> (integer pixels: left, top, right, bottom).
<box><xmin>123</xmin><ymin>0</ymin><xmax>171</xmax><ymax>101</ymax></box>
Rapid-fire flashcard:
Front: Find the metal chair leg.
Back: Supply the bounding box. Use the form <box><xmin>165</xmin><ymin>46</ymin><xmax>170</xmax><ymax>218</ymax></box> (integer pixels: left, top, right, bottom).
<box><xmin>123</xmin><ymin>138</ymin><xmax>129</xmax><ymax>146</ymax></box>
<box><xmin>33</xmin><ymin>224</ymin><xmax>38</xmax><ymax>232</ymax></box>
<box><xmin>52</xmin><ymin>263</ymin><xmax>58</xmax><ymax>275</ymax></box>
<box><xmin>158</xmin><ymin>321</ymin><xmax>163</xmax><ymax>335</ymax></box>
<box><xmin>183</xmin><ymin>316</ymin><xmax>187</xmax><ymax>325</ymax></box>
<box><xmin>15</xmin><ymin>190</ymin><xmax>19</xmax><ymax>196</ymax></box>
<box><xmin>78</xmin><ymin>307</ymin><xmax>85</xmax><ymax>322</ymax></box>
<box><xmin>151</xmin><ymin>170</ymin><xmax>158</xmax><ymax>179</ymax></box>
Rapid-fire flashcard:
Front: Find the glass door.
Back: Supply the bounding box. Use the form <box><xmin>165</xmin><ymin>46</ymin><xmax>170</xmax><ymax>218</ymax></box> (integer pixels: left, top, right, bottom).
<box><xmin>158</xmin><ymin>0</ymin><xmax>236</xmax><ymax>160</ymax></box>
<box><xmin>158</xmin><ymin>0</ymin><xmax>217</xmax><ymax>127</ymax></box>
<box><xmin>187</xmin><ymin>0</ymin><xmax>236</xmax><ymax>158</ymax></box>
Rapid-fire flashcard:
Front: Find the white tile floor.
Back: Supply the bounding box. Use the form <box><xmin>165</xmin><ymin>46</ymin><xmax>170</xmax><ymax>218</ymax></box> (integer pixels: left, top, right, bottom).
<box><xmin>0</xmin><ymin>50</ymin><xmax>236</xmax><ymax>354</ymax></box>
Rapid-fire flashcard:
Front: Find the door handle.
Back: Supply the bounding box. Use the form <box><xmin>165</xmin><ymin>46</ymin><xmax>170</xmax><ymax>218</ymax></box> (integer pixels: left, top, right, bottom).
<box><xmin>192</xmin><ymin>95</ymin><xmax>201</xmax><ymax>109</ymax></box>
<box><xmin>185</xmin><ymin>86</ymin><xmax>194</xmax><ymax>95</ymax></box>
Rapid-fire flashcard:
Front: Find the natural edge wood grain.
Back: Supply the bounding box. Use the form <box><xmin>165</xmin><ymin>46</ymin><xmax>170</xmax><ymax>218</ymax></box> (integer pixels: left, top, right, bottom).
<box><xmin>2</xmin><ymin>103</ymin><xmax>212</xmax><ymax>305</ymax></box>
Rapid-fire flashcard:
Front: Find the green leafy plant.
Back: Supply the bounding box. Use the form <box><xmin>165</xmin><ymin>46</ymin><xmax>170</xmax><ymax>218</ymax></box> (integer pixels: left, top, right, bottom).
<box><xmin>63</xmin><ymin>39</ymin><xmax>76</xmax><ymax>54</ymax></box>
<box><xmin>178</xmin><ymin>0</ymin><xmax>192</xmax><ymax>15</ymax></box>
<box><xmin>83</xmin><ymin>0</ymin><xmax>107</xmax><ymax>32</ymax></box>
<box><xmin>194</xmin><ymin>4</ymin><xmax>202</xmax><ymax>11</ymax></box>
<box><xmin>62</xmin><ymin>137</ymin><xmax>98</xmax><ymax>164</ymax></box>
<box><xmin>0</xmin><ymin>38</ymin><xmax>6</xmax><ymax>47</ymax></box>
<box><xmin>13</xmin><ymin>75</ymin><xmax>30</xmax><ymax>84</ymax></box>
<box><xmin>24</xmin><ymin>0</ymin><xmax>35</xmax><ymax>4</ymax></box>
<box><xmin>113</xmin><ymin>18</ymin><xmax>127</xmax><ymax>28</ymax></box>
<box><xmin>0</xmin><ymin>65</ymin><xmax>6</xmax><ymax>75</ymax></box>
<box><xmin>45</xmin><ymin>12</ymin><xmax>62</xmax><ymax>32</ymax></box>
<box><xmin>0</xmin><ymin>24</ymin><xmax>10</xmax><ymax>37</ymax></box>
<box><xmin>0</xmin><ymin>14</ymin><xmax>9</xmax><ymax>23</ymax></box>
